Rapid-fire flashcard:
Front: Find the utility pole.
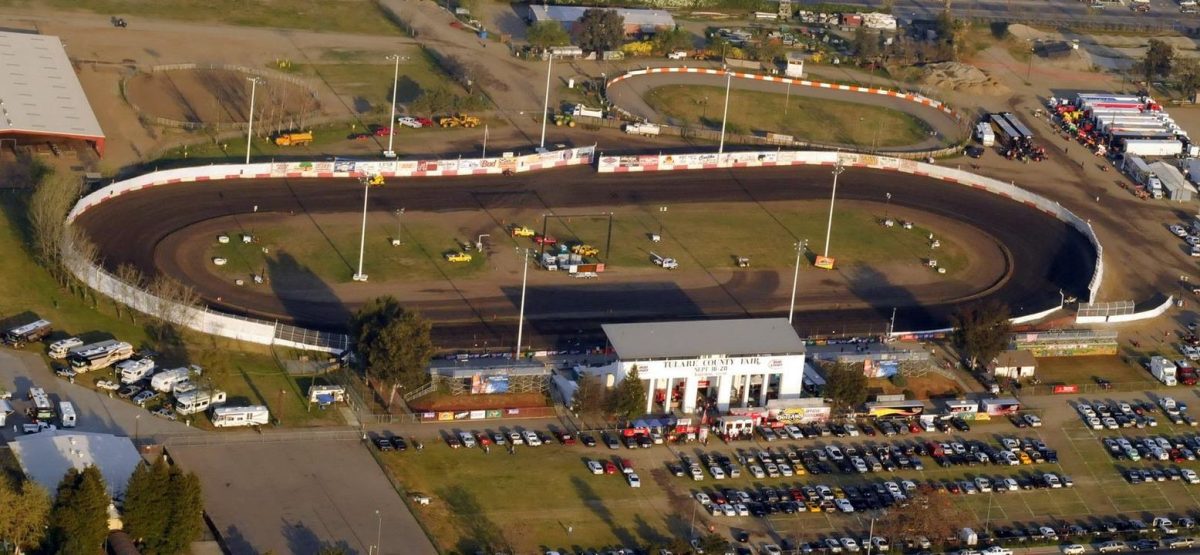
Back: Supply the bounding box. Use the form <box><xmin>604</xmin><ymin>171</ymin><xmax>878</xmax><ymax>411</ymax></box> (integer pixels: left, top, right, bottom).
<box><xmin>539</xmin><ymin>54</ymin><xmax>553</xmax><ymax>149</ymax></box>
<box><xmin>244</xmin><ymin>77</ymin><xmax>261</xmax><ymax>165</ymax></box>
<box><xmin>788</xmin><ymin>241</ymin><xmax>804</xmax><ymax>324</ymax></box>
<box><xmin>718</xmin><ymin>69</ymin><xmax>732</xmax><ymax>156</ymax></box>
<box><xmin>514</xmin><ymin>248</ymin><xmax>530</xmax><ymax>361</ymax></box>
<box><xmin>384</xmin><ymin>54</ymin><xmax>406</xmax><ymax>158</ymax></box>
<box><xmin>482</xmin><ymin>124</ymin><xmax>489</xmax><ymax>158</ymax></box>
<box><xmin>353</xmin><ymin>177</ymin><xmax>371</xmax><ymax>282</ymax></box>
<box><xmin>822</xmin><ymin>159</ymin><xmax>846</xmax><ymax>259</ymax></box>
<box><xmin>888</xmin><ymin>307</ymin><xmax>897</xmax><ymax>337</ymax></box>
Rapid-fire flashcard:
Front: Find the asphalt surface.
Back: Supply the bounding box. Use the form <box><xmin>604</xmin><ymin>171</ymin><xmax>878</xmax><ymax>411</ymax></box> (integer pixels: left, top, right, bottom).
<box><xmin>606</xmin><ymin>72</ymin><xmax>963</xmax><ymax>152</ymax></box>
<box><xmin>76</xmin><ymin>165</ymin><xmax>1094</xmax><ymax>347</ymax></box>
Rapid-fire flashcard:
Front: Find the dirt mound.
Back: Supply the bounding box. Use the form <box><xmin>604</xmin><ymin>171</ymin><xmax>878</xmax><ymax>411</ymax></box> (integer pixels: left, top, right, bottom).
<box><xmin>920</xmin><ymin>62</ymin><xmax>1010</xmax><ymax>96</ymax></box>
<box><xmin>126</xmin><ymin>68</ymin><xmax>320</xmax><ymax>127</ymax></box>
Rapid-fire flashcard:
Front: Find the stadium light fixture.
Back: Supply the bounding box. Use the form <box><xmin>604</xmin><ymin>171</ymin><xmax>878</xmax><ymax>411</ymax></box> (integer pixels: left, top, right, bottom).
<box><xmin>540</xmin><ymin>53</ymin><xmax>553</xmax><ymax>149</ymax></box>
<box><xmin>353</xmin><ymin>177</ymin><xmax>371</xmax><ymax>282</ymax></box>
<box><xmin>822</xmin><ymin>159</ymin><xmax>846</xmax><ymax>260</ymax></box>
<box><xmin>718</xmin><ymin>69</ymin><xmax>732</xmax><ymax>156</ymax></box>
<box><xmin>244</xmin><ymin>77</ymin><xmax>261</xmax><ymax>165</ymax></box>
<box><xmin>384</xmin><ymin>54</ymin><xmax>410</xmax><ymax>158</ymax></box>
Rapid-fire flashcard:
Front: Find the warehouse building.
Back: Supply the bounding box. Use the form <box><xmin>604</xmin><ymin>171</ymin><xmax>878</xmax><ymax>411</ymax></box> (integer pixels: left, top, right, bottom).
<box><xmin>527</xmin><ymin>5</ymin><xmax>675</xmax><ymax>37</ymax></box>
<box><xmin>596</xmin><ymin>318</ymin><xmax>806</xmax><ymax>414</ymax></box>
<box><xmin>0</xmin><ymin>31</ymin><xmax>105</xmax><ymax>156</ymax></box>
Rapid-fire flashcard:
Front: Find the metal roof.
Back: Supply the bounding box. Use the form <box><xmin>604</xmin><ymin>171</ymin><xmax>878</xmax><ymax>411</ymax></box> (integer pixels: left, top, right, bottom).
<box><xmin>529</xmin><ymin>5</ymin><xmax>675</xmax><ymax>28</ymax></box>
<box><xmin>602</xmin><ymin>318</ymin><xmax>806</xmax><ymax>360</ymax></box>
<box><xmin>8</xmin><ymin>431</ymin><xmax>140</xmax><ymax>498</ymax></box>
<box><xmin>0</xmin><ymin>31</ymin><xmax>105</xmax><ymax>143</ymax></box>
<box><xmin>993</xmin><ymin>349</ymin><xmax>1036</xmax><ymax>368</ymax></box>
<box><xmin>429</xmin><ymin>358</ymin><xmax>550</xmax><ymax>378</ymax></box>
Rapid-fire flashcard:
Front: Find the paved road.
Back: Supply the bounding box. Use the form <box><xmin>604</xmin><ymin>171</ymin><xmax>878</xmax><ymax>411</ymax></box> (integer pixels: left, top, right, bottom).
<box><xmin>606</xmin><ymin>72</ymin><xmax>963</xmax><ymax>152</ymax></box>
<box><xmin>76</xmin><ymin>165</ymin><xmax>1095</xmax><ymax>347</ymax></box>
<box><xmin>0</xmin><ymin>349</ymin><xmax>198</xmax><ymax>443</ymax></box>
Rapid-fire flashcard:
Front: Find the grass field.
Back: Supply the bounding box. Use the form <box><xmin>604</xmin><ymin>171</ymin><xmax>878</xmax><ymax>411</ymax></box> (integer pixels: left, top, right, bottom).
<box><xmin>208</xmin><ymin>201</ymin><xmax>969</xmax><ymax>286</ymax></box>
<box><xmin>1</xmin><ymin>0</ymin><xmax>403</xmax><ymax>35</ymax></box>
<box><xmin>644</xmin><ymin>85</ymin><xmax>931</xmax><ymax>148</ymax></box>
<box><xmin>1035</xmin><ymin>356</ymin><xmax>1156</xmax><ymax>387</ymax></box>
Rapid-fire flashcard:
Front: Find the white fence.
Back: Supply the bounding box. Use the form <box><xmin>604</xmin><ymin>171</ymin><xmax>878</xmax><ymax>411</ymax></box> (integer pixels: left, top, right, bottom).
<box><xmin>63</xmin><ymin>147</ymin><xmax>596</xmax><ymax>353</ymax></box>
<box><xmin>1090</xmin><ymin>295</ymin><xmax>1174</xmax><ymax>324</ymax></box>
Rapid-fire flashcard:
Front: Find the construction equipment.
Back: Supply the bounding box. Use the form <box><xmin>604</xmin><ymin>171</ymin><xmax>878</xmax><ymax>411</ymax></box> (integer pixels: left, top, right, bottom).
<box><xmin>510</xmin><ymin>225</ymin><xmax>535</xmax><ymax>237</ymax></box>
<box><xmin>571</xmin><ymin>244</ymin><xmax>599</xmax><ymax>257</ymax></box>
<box><xmin>650</xmin><ymin>252</ymin><xmax>678</xmax><ymax>270</ymax></box>
<box><xmin>445</xmin><ymin>252</ymin><xmax>473</xmax><ymax>263</ymax></box>
<box><xmin>554</xmin><ymin>114</ymin><xmax>576</xmax><ymax>127</ymax></box>
<box><xmin>736</xmin><ymin>256</ymin><xmax>751</xmax><ymax>268</ymax></box>
<box><xmin>273</xmin><ymin>131</ymin><xmax>314</xmax><ymax>146</ymax></box>
<box><xmin>437</xmin><ymin>114</ymin><xmax>481</xmax><ymax>128</ymax></box>
<box><xmin>367</xmin><ymin>174</ymin><xmax>385</xmax><ymax>186</ymax></box>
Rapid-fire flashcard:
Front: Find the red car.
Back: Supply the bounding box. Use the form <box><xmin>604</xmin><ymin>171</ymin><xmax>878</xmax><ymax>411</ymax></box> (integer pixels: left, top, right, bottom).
<box><xmin>603</xmin><ymin>460</ymin><xmax>617</xmax><ymax>474</ymax></box>
<box><xmin>415</xmin><ymin>117</ymin><xmax>435</xmax><ymax>127</ymax></box>
<box><xmin>477</xmin><ymin>433</ymin><xmax>492</xmax><ymax>446</ymax></box>
<box><xmin>534</xmin><ymin>235</ymin><xmax>557</xmax><ymax>245</ymax></box>
<box><xmin>373</xmin><ymin>126</ymin><xmax>392</xmax><ymax>137</ymax></box>
<box><xmin>908</xmin><ymin>422</ymin><xmax>922</xmax><ymax>434</ymax></box>
<box><xmin>556</xmin><ymin>431</ymin><xmax>576</xmax><ymax>445</ymax></box>
<box><xmin>348</xmin><ymin>133</ymin><xmax>371</xmax><ymax>141</ymax></box>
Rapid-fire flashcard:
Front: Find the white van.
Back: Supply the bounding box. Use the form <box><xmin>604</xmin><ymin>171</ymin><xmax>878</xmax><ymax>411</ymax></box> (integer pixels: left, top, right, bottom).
<box><xmin>117</xmin><ymin>358</ymin><xmax>156</xmax><ymax>384</ymax></box>
<box><xmin>48</xmin><ymin>337</ymin><xmax>83</xmax><ymax>359</ymax></box>
<box><xmin>59</xmin><ymin>401</ymin><xmax>76</xmax><ymax>428</ymax></box>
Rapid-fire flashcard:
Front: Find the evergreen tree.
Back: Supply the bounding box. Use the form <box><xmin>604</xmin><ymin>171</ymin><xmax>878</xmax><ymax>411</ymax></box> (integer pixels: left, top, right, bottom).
<box><xmin>123</xmin><ymin>459</ymin><xmax>171</xmax><ymax>553</ymax></box>
<box><xmin>0</xmin><ymin>477</ymin><xmax>50</xmax><ymax>554</ymax></box>
<box><xmin>160</xmin><ymin>466</ymin><xmax>203</xmax><ymax>554</ymax></box>
<box><xmin>611</xmin><ymin>366</ymin><xmax>647</xmax><ymax>420</ymax></box>
<box><xmin>47</xmin><ymin>466</ymin><xmax>110</xmax><ymax>555</ymax></box>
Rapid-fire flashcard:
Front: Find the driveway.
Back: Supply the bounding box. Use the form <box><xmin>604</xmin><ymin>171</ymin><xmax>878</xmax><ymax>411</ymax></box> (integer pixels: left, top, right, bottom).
<box><xmin>0</xmin><ymin>349</ymin><xmax>197</xmax><ymax>443</ymax></box>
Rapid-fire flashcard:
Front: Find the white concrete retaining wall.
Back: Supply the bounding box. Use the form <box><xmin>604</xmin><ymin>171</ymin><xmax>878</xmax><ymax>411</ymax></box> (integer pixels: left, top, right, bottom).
<box><xmin>1099</xmin><ymin>296</ymin><xmax>1174</xmax><ymax>324</ymax></box>
<box><xmin>63</xmin><ymin>147</ymin><xmax>595</xmax><ymax>353</ymax></box>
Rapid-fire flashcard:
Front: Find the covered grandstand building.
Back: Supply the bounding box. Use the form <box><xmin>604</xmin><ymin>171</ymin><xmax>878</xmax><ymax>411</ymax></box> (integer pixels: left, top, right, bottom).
<box><xmin>0</xmin><ymin>31</ymin><xmax>105</xmax><ymax>156</ymax></box>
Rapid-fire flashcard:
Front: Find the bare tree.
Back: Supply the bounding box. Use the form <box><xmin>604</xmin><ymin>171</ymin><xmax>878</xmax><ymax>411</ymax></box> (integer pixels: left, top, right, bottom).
<box><xmin>146</xmin><ymin>275</ymin><xmax>201</xmax><ymax>342</ymax></box>
<box><xmin>28</xmin><ymin>171</ymin><xmax>81</xmax><ymax>284</ymax></box>
<box><xmin>114</xmin><ymin>263</ymin><xmax>145</xmax><ymax>323</ymax></box>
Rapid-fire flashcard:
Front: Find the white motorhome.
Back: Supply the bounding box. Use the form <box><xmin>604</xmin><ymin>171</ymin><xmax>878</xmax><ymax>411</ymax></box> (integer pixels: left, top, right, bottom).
<box><xmin>150</xmin><ymin>367</ymin><xmax>191</xmax><ymax>393</ymax></box>
<box><xmin>174</xmin><ymin>389</ymin><xmax>227</xmax><ymax>415</ymax></box>
<box><xmin>67</xmin><ymin>340</ymin><xmax>134</xmax><ymax>372</ymax></box>
<box><xmin>48</xmin><ymin>337</ymin><xmax>83</xmax><ymax>359</ymax></box>
<box><xmin>4</xmin><ymin>319</ymin><xmax>51</xmax><ymax>346</ymax></box>
<box><xmin>211</xmin><ymin>405</ymin><xmax>270</xmax><ymax>428</ymax></box>
<box><xmin>117</xmin><ymin>358</ymin><xmax>156</xmax><ymax>384</ymax></box>
<box><xmin>59</xmin><ymin>401</ymin><xmax>76</xmax><ymax>428</ymax></box>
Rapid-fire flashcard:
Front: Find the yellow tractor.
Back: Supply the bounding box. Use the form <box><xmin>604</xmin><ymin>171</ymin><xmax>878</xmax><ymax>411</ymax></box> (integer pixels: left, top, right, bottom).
<box><xmin>571</xmin><ymin>244</ymin><xmax>599</xmax><ymax>257</ymax></box>
<box><xmin>438</xmin><ymin>114</ymin><xmax>481</xmax><ymax>128</ymax></box>
<box><xmin>445</xmin><ymin>252</ymin><xmax>473</xmax><ymax>263</ymax></box>
<box><xmin>510</xmin><ymin>225</ymin><xmax>535</xmax><ymax>237</ymax></box>
<box><xmin>273</xmin><ymin>131</ymin><xmax>313</xmax><ymax>146</ymax></box>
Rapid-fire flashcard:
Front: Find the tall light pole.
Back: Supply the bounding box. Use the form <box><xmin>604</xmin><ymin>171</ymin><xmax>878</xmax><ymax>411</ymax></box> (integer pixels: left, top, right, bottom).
<box><xmin>353</xmin><ymin>177</ymin><xmax>371</xmax><ymax>282</ymax></box>
<box><xmin>788</xmin><ymin>240</ymin><xmax>806</xmax><ymax>324</ymax></box>
<box><xmin>718</xmin><ymin>69</ymin><xmax>732</xmax><ymax>156</ymax></box>
<box><xmin>482</xmin><ymin>124</ymin><xmax>489</xmax><ymax>158</ymax></box>
<box><xmin>384</xmin><ymin>54</ymin><xmax>408</xmax><ymax>158</ymax></box>
<box><xmin>244</xmin><ymin>77</ymin><xmax>261</xmax><ymax>164</ymax></box>
<box><xmin>658</xmin><ymin>205</ymin><xmax>668</xmax><ymax>236</ymax></box>
<box><xmin>374</xmin><ymin>509</ymin><xmax>382</xmax><ymax>555</ymax></box>
<box><xmin>822</xmin><ymin>159</ymin><xmax>846</xmax><ymax>259</ymax></box>
<box><xmin>395</xmin><ymin>208</ymin><xmax>405</xmax><ymax>244</ymax></box>
<box><xmin>514</xmin><ymin>248</ymin><xmax>530</xmax><ymax>360</ymax></box>
<box><xmin>539</xmin><ymin>53</ymin><xmax>553</xmax><ymax>149</ymax></box>
<box><xmin>884</xmin><ymin>192</ymin><xmax>892</xmax><ymax>221</ymax></box>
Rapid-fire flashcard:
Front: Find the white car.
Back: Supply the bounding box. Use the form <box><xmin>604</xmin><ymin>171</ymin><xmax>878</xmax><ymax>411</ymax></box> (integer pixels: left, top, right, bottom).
<box><xmin>1024</xmin><ymin>414</ymin><xmax>1043</xmax><ymax>427</ymax></box>
<box><xmin>1103</xmin><ymin>417</ymin><xmax>1119</xmax><ymax>429</ymax></box>
<box><xmin>975</xmin><ymin>477</ymin><xmax>992</xmax><ymax>493</ymax></box>
<box><xmin>1171</xmin><ymin>224</ymin><xmax>1189</xmax><ymax>237</ymax></box>
<box><xmin>982</xmin><ymin>547</ymin><xmax>1013</xmax><ymax>555</ymax></box>
<box><xmin>523</xmin><ymin>430</ymin><xmax>542</xmax><ymax>446</ymax></box>
<box><xmin>1003</xmin><ymin>478</ymin><xmax>1019</xmax><ymax>491</ymax></box>
<box><xmin>749</xmin><ymin>465</ymin><xmax>765</xmax><ymax>479</ymax></box>
<box><xmin>586</xmin><ymin>460</ymin><xmax>603</xmax><ymax>475</ymax></box>
<box><xmin>840</xmin><ymin>538</ymin><xmax>861</xmax><ymax>553</ymax></box>
<box><xmin>721</xmin><ymin>503</ymin><xmax>736</xmax><ymax>516</ymax></box>
<box><xmin>96</xmin><ymin>380</ymin><xmax>120</xmax><ymax>391</ymax></box>
<box><xmin>784</xmin><ymin>425</ymin><xmax>804</xmax><ymax>439</ymax></box>
<box><xmin>1182</xmin><ymin>468</ymin><xmax>1200</xmax><ymax>484</ymax></box>
<box><xmin>1087</xmin><ymin>417</ymin><xmax>1102</xmax><ymax>430</ymax></box>
<box><xmin>835</xmin><ymin>498</ymin><xmax>855</xmax><ymax>513</ymax></box>
<box><xmin>1044</xmin><ymin>473</ymin><xmax>1062</xmax><ymax>488</ymax></box>
<box><xmin>459</xmin><ymin>432</ymin><xmax>476</xmax><ymax>448</ymax></box>
<box><xmin>1062</xmin><ymin>545</ymin><xmax>1086</xmax><ymax>555</ymax></box>
<box><xmin>845</xmin><ymin>423</ymin><xmax>861</xmax><ymax>436</ymax></box>
<box><xmin>690</xmin><ymin>466</ymin><xmax>704</xmax><ymax>481</ymax></box>
<box><xmin>710</xmin><ymin>466</ymin><xmax>726</xmax><ymax>480</ymax></box>
<box><xmin>625</xmin><ymin>472</ymin><xmax>641</xmax><ymax>488</ymax></box>
<box><xmin>396</xmin><ymin>116</ymin><xmax>423</xmax><ymax>128</ymax></box>
<box><xmin>734</xmin><ymin>503</ymin><xmax>748</xmax><ymax>516</ymax></box>
<box><xmin>695</xmin><ymin>492</ymin><xmax>711</xmax><ymax>505</ymax></box>
<box><xmin>1039</xmin><ymin>526</ymin><xmax>1058</xmax><ymax>540</ymax></box>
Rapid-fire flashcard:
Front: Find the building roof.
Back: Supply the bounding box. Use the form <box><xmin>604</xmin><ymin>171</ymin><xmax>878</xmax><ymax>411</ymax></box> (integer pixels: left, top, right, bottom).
<box><xmin>529</xmin><ymin>5</ymin><xmax>675</xmax><ymax>28</ymax></box>
<box><xmin>429</xmin><ymin>358</ymin><xmax>550</xmax><ymax>378</ymax></box>
<box><xmin>1149</xmin><ymin>161</ymin><xmax>1196</xmax><ymax>193</ymax></box>
<box><xmin>602</xmin><ymin>318</ymin><xmax>806</xmax><ymax>360</ymax></box>
<box><xmin>994</xmin><ymin>350</ymin><xmax>1037</xmax><ymax>368</ymax></box>
<box><xmin>0</xmin><ymin>31</ymin><xmax>105</xmax><ymax>145</ymax></box>
<box><xmin>8</xmin><ymin>431</ymin><xmax>141</xmax><ymax>498</ymax></box>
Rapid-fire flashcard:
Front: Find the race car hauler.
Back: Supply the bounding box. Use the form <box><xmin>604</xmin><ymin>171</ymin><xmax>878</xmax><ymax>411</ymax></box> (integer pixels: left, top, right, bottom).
<box><xmin>68</xmin><ymin>340</ymin><xmax>134</xmax><ymax>372</ymax></box>
<box><xmin>211</xmin><ymin>405</ymin><xmax>270</xmax><ymax>428</ymax></box>
<box><xmin>4</xmin><ymin>319</ymin><xmax>51</xmax><ymax>347</ymax></box>
<box><xmin>1151</xmin><ymin>356</ymin><xmax>1178</xmax><ymax>386</ymax></box>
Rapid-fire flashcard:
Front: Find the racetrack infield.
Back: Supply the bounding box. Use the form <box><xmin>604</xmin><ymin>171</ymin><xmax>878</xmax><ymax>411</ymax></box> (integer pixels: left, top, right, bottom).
<box><xmin>76</xmin><ymin>165</ymin><xmax>1095</xmax><ymax>347</ymax></box>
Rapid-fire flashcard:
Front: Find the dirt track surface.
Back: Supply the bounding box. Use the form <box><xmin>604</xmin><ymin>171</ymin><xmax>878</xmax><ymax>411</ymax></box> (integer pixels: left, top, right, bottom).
<box><xmin>606</xmin><ymin>72</ymin><xmax>964</xmax><ymax>151</ymax></box>
<box><xmin>76</xmin><ymin>165</ymin><xmax>1094</xmax><ymax>347</ymax></box>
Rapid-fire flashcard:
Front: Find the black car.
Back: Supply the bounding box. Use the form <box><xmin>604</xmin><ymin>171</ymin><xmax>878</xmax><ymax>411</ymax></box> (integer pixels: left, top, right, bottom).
<box><xmin>636</xmin><ymin>435</ymin><xmax>653</xmax><ymax>448</ymax></box>
<box><xmin>374</xmin><ymin>437</ymin><xmax>394</xmax><ymax>451</ymax></box>
<box><xmin>734</xmin><ymin>530</ymin><xmax>750</xmax><ymax>543</ymax></box>
<box><xmin>667</xmin><ymin>463</ymin><xmax>685</xmax><ymax>477</ymax></box>
<box><xmin>391</xmin><ymin>436</ymin><xmax>408</xmax><ymax>451</ymax></box>
<box><xmin>601</xmin><ymin>431</ymin><xmax>620</xmax><ymax>450</ymax></box>
<box><xmin>580</xmin><ymin>433</ymin><xmax>596</xmax><ymax>447</ymax></box>
<box><xmin>965</xmin><ymin>145</ymin><xmax>985</xmax><ymax>158</ymax></box>
<box><xmin>951</xmin><ymin>417</ymin><xmax>971</xmax><ymax>432</ymax></box>
<box><xmin>117</xmin><ymin>384</ymin><xmax>142</xmax><ymax>399</ymax></box>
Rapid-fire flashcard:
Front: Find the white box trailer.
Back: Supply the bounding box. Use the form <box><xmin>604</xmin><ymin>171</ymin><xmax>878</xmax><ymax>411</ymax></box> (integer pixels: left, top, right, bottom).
<box><xmin>211</xmin><ymin>405</ymin><xmax>270</xmax><ymax>428</ymax></box>
<box><xmin>59</xmin><ymin>401</ymin><xmax>76</xmax><ymax>428</ymax></box>
<box><xmin>572</xmin><ymin>104</ymin><xmax>604</xmax><ymax>118</ymax></box>
<box><xmin>623</xmin><ymin>122</ymin><xmax>660</xmax><ymax>136</ymax></box>
<box><xmin>48</xmin><ymin>337</ymin><xmax>83</xmax><ymax>359</ymax></box>
<box><xmin>1124</xmin><ymin>139</ymin><xmax>1184</xmax><ymax>157</ymax></box>
<box><xmin>117</xmin><ymin>358</ymin><xmax>156</xmax><ymax>384</ymax></box>
<box><xmin>150</xmin><ymin>367</ymin><xmax>191</xmax><ymax>393</ymax></box>
<box><xmin>975</xmin><ymin>122</ymin><xmax>995</xmax><ymax>146</ymax></box>
<box><xmin>174</xmin><ymin>389</ymin><xmax>227</xmax><ymax>415</ymax></box>
<box><xmin>0</xmin><ymin>399</ymin><xmax>13</xmax><ymax>426</ymax></box>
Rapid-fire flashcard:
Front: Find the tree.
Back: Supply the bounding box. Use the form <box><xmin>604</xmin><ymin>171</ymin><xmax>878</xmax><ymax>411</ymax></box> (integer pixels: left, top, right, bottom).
<box><xmin>350</xmin><ymin>295</ymin><xmax>435</xmax><ymax>406</ymax></box>
<box><xmin>652</xmin><ymin>27</ymin><xmax>693</xmax><ymax>55</ymax></box>
<box><xmin>951</xmin><ymin>300</ymin><xmax>1012</xmax><ymax>370</ymax></box>
<box><xmin>1141</xmin><ymin>38</ymin><xmax>1175</xmax><ymax>82</ymax></box>
<box><xmin>610</xmin><ymin>366</ymin><xmax>647</xmax><ymax>420</ymax></box>
<box><xmin>748</xmin><ymin>40</ymin><xmax>784</xmax><ymax>64</ymax></box>
<box><xmin>825</xmin><ymin>362</ymin><xmax>868</xmax><ymax>412</ymax></box>
<box><xmin>160</xmin><ymin>466</ymin><xmax>203</xmax><ymax>554</ymax></box>
<box><xmin>852</xmin><ymin>27</ymin><xmax>880</xmax><ymax>63</ymax></box>
<box><xmin>576</xmin><ymin>8</ymin><xmax>624</xmax><ymax>54</ymax></box>
<box><xmin>0</xmin><ymin>478</ymin><xmax>50</xmax><ymax>554</ymax></box>
<box><xmin>28</xmin><ymin>170</ymin><xmax>82</xmax><ymax>284</ymax></box>
<box><xmin>1175</xmin><ymin>56</ymin><xmax>1200</xmax><ymax>100</ymax></box>
<box><xmin>527</xmin><ymin>21</ymin><xmax>571</xmax><ymax>49</ymax></box>
<box><xmin>124</xmin><ymin>459</ymin><xmax>204</xmax><ymax>555</ymax></box>
<box><xmin>572</xmin><ymin>373</ymin><xmax>608</xmax><ymax>416</ymax></box>
<box><xmin>47</xmin><ymin>466</ymin><xmax>110</xmax><ymax>555</ymax></box>
<box><xmin>876</xmin><ymin>492</ymin><xmax>957</xmax><ymax>547</ymax></box>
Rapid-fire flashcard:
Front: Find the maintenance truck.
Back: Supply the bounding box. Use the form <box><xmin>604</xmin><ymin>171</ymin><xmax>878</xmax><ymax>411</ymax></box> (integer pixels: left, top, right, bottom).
<box><xmin>273</xmin><ymin>131</ymin><xmax>314</xmax><ymax>146</ymax></box>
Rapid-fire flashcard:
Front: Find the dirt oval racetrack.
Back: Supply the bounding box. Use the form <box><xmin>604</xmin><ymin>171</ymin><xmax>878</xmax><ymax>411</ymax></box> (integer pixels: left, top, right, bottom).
<box><xmin>76</xmin><ymin>165</ymin><xmax>1095</xmax><ymax>347</ymax></box>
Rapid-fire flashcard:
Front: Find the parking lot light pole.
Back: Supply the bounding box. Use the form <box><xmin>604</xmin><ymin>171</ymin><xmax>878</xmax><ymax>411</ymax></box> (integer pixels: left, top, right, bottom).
<box><xmin>353</xmin><ymin>177</ymin><xmax>371</xmax><ymax>282</ymax></box>
<box><xmin>822</xmin><ymin>160</ymin><xmax>846</xmax><ymax>259</ymax></box>
<box><xmin>375</xmin><ymin>509</ymin><xmax>382</xmax><ymax>555</ymax></box>
<box><xmin>540</xmin><ymin>53</ymin><xmax>553</xmax><ymax>149</ymax></box>
<box><xmin>788</xmin><ymin>241</ymin><xmax>804</xmax><ymax>324</ymax></box>
<box><xmin>244</xmin><ymin>77</ymin><xmax>261</xmax><ymax>165</ymax></box>
<box><xmin>384</xmin><ymin>54</ymin><xmax>408</xmax><ymax>158</ymax></box>
<box><xmin>718</xmin><ymin>69</ymin><xmax>732</xmax><ymax>156</ymax></box>
<box><xmin>514</xmin><ymin>248</ymin><xmax>530</xmax><ymax>361</ymax></box>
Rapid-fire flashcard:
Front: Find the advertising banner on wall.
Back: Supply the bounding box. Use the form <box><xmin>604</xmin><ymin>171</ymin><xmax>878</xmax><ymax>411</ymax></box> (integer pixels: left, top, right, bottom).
<box><xmin>598</xmin><ymin>156</ymin><xmax>620</xmax><ymax>172</ymax></box>
<box><xmin>417</xmin><ymin>160</ymin><xmax>439</xmax><ymax>172</ymax></box>
<box><xmin>459</xmin><ymin>159</ymin><xmax>482</xmax><ymax>171</ymax></box>
<box><xmin>470</xmin><ymin>373</ymin><xmax>510</xmax><ymax>394</ymax></box>
<box><xmin>397</xmin><ymin>161</ymin><xmax>419</xmax><ymax>172</ymax></box>
<box><xmin>485</xmin><ymin>409</ymin><xmax>503</xmax><ymax>419</ymax></box>
<box><xmin>333</xmin><ymin>161</ymin><xmax>355</xmax><ymax>173</ymax></box>
<box><xmin>271</xmin><ymin>162</ymin><xmax>290</xmax><ymax>175</ymax></box>
<box><xmin>573</xmin><ymin>145</ymin><xmax>596</xmax><ymax>160</ymax></box>
<box><xmin>470</xmin><ymin>410</ymin><xmax>487</xmax><ymax>420</ymax></box>
<box><xmin>438</xmin><ymin>159</ymin><xmax>461</xmax><ymax>172</ymax></box>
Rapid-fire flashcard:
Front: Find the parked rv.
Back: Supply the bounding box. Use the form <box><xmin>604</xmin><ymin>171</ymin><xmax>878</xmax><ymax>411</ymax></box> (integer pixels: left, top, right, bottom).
<box><xmin>67</xmin><ymin>340</ymin><xmax>134</xmax><ymax>372</ymax></box>
<box><xmin>48</xmin><ymin>337</ymin><xmax>83</xmax><ymax>359</ymax></box>
<box><xmin>27</xmin><ymin>387</ymin><xmax>54</xmax><ymax>421</ymax></box>
<box><xmin>59</xmin><ymin>401</ymin><xmax>76</xmax><ymax>428</ymax></box>
<box><xmin>4</xmin><ymin>319</ymin><xmax>51</xmax><ymax>347</ymax></box>
<box><xmin>174</xmin><ymin>389</ymin><xmax>227</xmax><ymax>416</ymax></box>
<box><xmin>211</xmin><ymin>405</ymin><xmax>270</xmax><ymax>428</ymax></box>
<box><xmin>117</xmin><ymin>358</ymin><xmax>156</xmax><ymax>384</ymax></box>
<box><xmin>149</xmin><ymin>367</ymin><xmax>191</xmax><ymax>393</ymax></box>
